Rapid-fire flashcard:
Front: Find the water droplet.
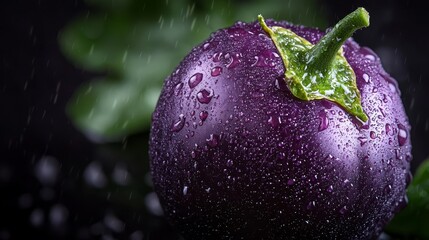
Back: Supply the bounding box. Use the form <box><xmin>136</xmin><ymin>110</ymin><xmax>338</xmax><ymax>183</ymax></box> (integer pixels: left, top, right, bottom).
<box><xmin>307</xmin><ymin>201</ymin><xmax>316</xmax><ymax>210</ymax></box>
<box><xmin>268</xmin><ymin>115</ymin><xmax>281</xmax><ymax>128</ymax></box>
<box><xmin>227</xmin><ymin>27</ymin><xmax>248</xmax><ymax>37</ymax></box>
<box><xmin>383</xmin><ymin>185</ymin><xmax>392</xmax><ymax>194</ymax></box>
<box><xmin>197</xmin><ymin>89</ymin><xmax>214</xmax><ymax>104</ymax></box>
<box><xmin>213</xmin><ymin>52</ymin><xmax>223</xmax><ymax>62</ymax></box>
<box><xmin>206</xmin><ymin>134</ymin><xmax>220</xmax><ymax>147</ymax></box>
<box><xmin>226</xmin><ymin>159</ymin><xmax>234</xmax><ymax>167</ymax></box>
<box><xmin>362</xmin><ymin>73</ymin><xmax>370</xmax><ymax>83</ymax></box>
<box><xmin>327</xmin><ymin>185</ymin><xmax>334</xmax><ymax>193</ymax></box>
<box><xmin>174</xmin><ymin>82</ymin><xmax>183</xmax><ymax>96</ymax></box>
<box><xmin>287</xmin><ymin>179</ymin><xmax>295</xmax><ymax>186</ymax></box>
<box><xmin>251</xmin><ymin>50</ymin><xmax>278</xmax><ymax>67</ymax></box>
<box><xmin>397</xmin><ymin>124</ymin><xmax>407</xmax><ymax>146</ymax></box>
<box><xmin>83</xmin><ymin>162</ymin><xmax>107</xmax><ymax>188</ymax></box>
<box><xmin>188</xmin><ymin>73</ymin><xmax>203</xmax><ymax>88</ymax></box>
<box><xmin>203</xmin><ymin>42</ymin><xmax>210</xmax><ymax>50</ymax></box>
<box><xmin>406</xmin><ymin>171</ymin><xmax>413</xmax><ymax>185</ymax></box>
<box><xmin>171</xmin><ymin>114</ymin><xmax>186</xmax><ymax>132</ymax></box>
<box><xmin>365</xmin><ymin>55</ymin><xmax>375</xmax><ymax>61</ymax></box>
<box><xmin>205</xmin><ymin>188</ymin><xmax>211</xmax><ymax>193</ymax></box>
<box><xmin>339</xmin><ymin>206</ymin><xmax>348</xmax><ymax>214</ymax></box>
<box><xmin>385</xmin><ymin>123</ymin><xmax>393</xmax><ymax>136</ymax></box>
<box><xmin>275</xmin><ymin>77</ymin><xmax>288</xmax><ymax>91</ymax></box>
<box><xmin>112</xmin><ymin>163</ymin><xmax>130</xmax><ymax>186</ymax></box>
<box><xmin>144</xmin><ymin>192</ymin><xmax>163</xmax><ymax>216</ymax></box>
<box><xmin>191</xmin><ymin>150</ymin><xmax>196</xmax><ymax>159</ymax></box>
<box><xmin>199</xmin><ymin>111</ymin><xmax>208</xmax><ymax>121</ymax></box>
<box><xmin>34</xmin><ymin>156</ymin><xmax>59</xmax><ymax>186</ymax></box>
<box><xmin>370</xmin><ymin>131</ymin><xmax>377</xmax><ymax>139</ymax></box>
<box><xmin>358</xmin><ymin>136</ymin><xmax>367</xmax><ymax>146</ymax></box>
<box><xmin>183</xmin><ymin>186</ymin><xmax>188</xmax><ymax>195</ymax></box>
<box><xmin>318</xmin><ymin>111</ymin><xmax>329</xmax><ymax>131</ymax></box>
<box><xmin>30</xmin><ymin>208</ymin><xmax>44</xmax><ymax>227</ymax></box>
<box><xmin>405</xmin><ymin>152</ymin><xmax>412</xmax><ymax>162</ymax></box>
<box><xmin>211</xmin><ymin>67</ymin><xmax>222</xmax><ymax>76</ymax></box>
<box><xmin>277</xmin><ymin>152</ymin><xmax>286</xmax><ymax>160</ymax></box>
<box><xmin>225</xmin><ymin>53</ymin><xmax>241</xmax><ymax>69</ymax></box>
<box><xmin>389</xmin><ymin>83</ymin><xmax>397</xmax><ymax>93</ymax></box>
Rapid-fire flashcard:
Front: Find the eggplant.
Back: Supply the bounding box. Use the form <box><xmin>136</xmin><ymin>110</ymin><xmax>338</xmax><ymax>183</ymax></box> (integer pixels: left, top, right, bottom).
<box><xmin>149</xmin><ymin>8</ymin><xmax>412</xmax><ymax>239</ymax></box>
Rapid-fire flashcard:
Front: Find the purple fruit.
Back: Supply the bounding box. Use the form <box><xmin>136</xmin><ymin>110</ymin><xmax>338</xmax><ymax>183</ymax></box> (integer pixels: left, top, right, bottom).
<box><xmin>149</xmin><ymin>8</ymin><xmax>412</xmax><ymax>239</ymax></box>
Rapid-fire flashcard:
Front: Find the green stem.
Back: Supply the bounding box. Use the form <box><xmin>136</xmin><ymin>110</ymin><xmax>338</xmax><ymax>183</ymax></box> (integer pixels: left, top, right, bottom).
<box><xmin>307</xmin><ymin>7</ymin><xmax>370</xmax><ymax>71</ymax></box>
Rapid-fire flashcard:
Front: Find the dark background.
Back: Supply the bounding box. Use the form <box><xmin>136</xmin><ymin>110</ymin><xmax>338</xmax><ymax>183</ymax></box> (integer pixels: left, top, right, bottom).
<box><xmin>1</xmin><ymin>0</ymin><xmax>428</xmax><ymax>239</ymax></box>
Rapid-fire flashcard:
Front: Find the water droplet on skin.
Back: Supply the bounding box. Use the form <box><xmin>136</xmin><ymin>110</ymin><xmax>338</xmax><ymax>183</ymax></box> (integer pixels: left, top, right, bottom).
<box><xmin>225</xmin><ymin>53</ymin><xmax>242</xmax><ymax>69</ymax></box>
<box><xmin>395</xmin><ymin>149</ymin><xmax>401</xmax><ymax>160</ymax></box>
<box><xmin>251</xmin><ymin>50</ymin><xmax>278</xmax><ymax>67</ymax></box>
<box><xmin>389</xmin><ymin>83</ymin><xmax>397</xmax><ymax>93</ymax></box>
<box><xmin>327</xmin><ymin>185</ymin><xmax>334</xmax><ymax>193</ymax></box>
<box><xmin>183</xmin><ymin>186</ymin><xmax>188</xmax><ymax>195</ymax></box>
<box><xmin>206</xmin><ymin>134</ymin><xmax>220</xmax><ymax>147</ymax></box>
<box><xmin>211</xmin><ymin>66</ymin><xmax>222</xmax><ymax>76</ymax></box>
<box><xmin>397</xmin><ymin>124</ymin><xmax>407</xmax><ymax>146</ymax></box>
<box><xmin>385</xmin><ymin>123</ymin><xmax>393</xmax><ymax>136</ymax></box>
<box><xmin>383</xmin><ymin>185</ymin><xmax>392</xmax><ymax>194</ymax></box>
<box><xmin>405</xmin><ymin>152</ymin><xmax>412</xmax><ymax>162</ymax></box>
<box><xmin>307</xmin><ymin>201</ymin><xmax>316</xmax><ymax>210</ymax></box>
<box><xmin>213</xmin><ymin>52</ymin><xmax>223</xmax><ymax>62</ymax></box>
<box><xmin>275</xmin><ymin>77</ymin><xmax>288</xmax><ymax>91</ymax></box>
<box><xmin>251</xmin><ymin>90</ymin><xmax>264</xmax><ymax>98</ymax></box>
<box><xmin>268</xmin><ymin>115</ymin><xmax>281</xmax><ymax>128</ymax></box>
<box><xmin>199</xmin><ymin>111</ymin><xmax>208</xmax><ymax>121</ymax></box>
<box><xmin>226</xmin><ymin>159</ymin><xmax>233</xmax><ymax>167</ymax></box>
<box><xmin>174</xmin><ymin>82</ymin><xmax>183</xmax><ymax>96</ymax></box>
<box><xmin>287</xmin><ymin>179</ymin><xmax>295</xmax><ymax>186</ymax></box>
<box><xmin>370</xmin><ymin>131</ymin><xmax>377</xmax><ymax>139</ymax></box>
<box><xmin>362</xmin><ymin>73</ymin><xmax>370</xmax><ymax>83</ymax></box>
<box><xmin>191</xmin><ymin>151</ymin><xmax>196</xmax><ymax>159</ymax></box>
<box><xmin>406</xmin><ymin>171</ymin><xmax>413</xmax><ymax>185</ymax></box>
<box><xmin>339</xmin><ymin>206</ymin><xmax>348</xmax><ymax>214</ymax></box>
<box><xmin>358</xmin><ymin>136</ymin><xmax>367</xmax><ymax>146</ymax></box>
<box><xmin>277</xmin><ymin>152</ymin><xmax>286</xmax><ymax>160</ymax></box>
<box><xmin>227</xmin><ymin>27</ymin><xmax>248</xmax><ymax>37</ymax></box>
<box><xmin>203</xmin><ymin>43</ymin><xmax>210</xmax><ymax>50</ymax></box>
<box><xmin>171</xmin><ymin>114</ymin><xmax>186</xmax><ymax>132</ymax></box>
<box><xmin>188</xmin><ymin>73</ymin><xmax>203</xmax><ymax>88</ymax></box>
<box><xmin>318</xmin><ymin>111</ymin><xmax>329</xmax><ymax>131</ymax></box>
<box><xmin>365</xmin><ymin>55</ymin><xmax>375</xmax><ymax>61</ymax></box>
<box><xmin>197</xmin><ymin>89</ymin><xmax>214</xmax><ymax>104</ymax></box>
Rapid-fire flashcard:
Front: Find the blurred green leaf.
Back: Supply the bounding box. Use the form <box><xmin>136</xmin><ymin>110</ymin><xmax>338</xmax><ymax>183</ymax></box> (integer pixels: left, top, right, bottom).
<box><xmin>385</xmin><ymin>159</ymin><xmax>429</xmax><ymax>239</ymax></box>
<box><xmin>61</xmin><ymin>0</ymin><xmax>327</xmax><ymax>140</ymax></box>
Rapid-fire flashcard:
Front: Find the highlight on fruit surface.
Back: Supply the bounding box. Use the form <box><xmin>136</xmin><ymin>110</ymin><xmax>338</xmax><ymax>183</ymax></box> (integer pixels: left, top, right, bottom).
<box><xmin>149</xmin><ymin>7</ymin><xmax>412</xmax><ymax>240</ymax></box>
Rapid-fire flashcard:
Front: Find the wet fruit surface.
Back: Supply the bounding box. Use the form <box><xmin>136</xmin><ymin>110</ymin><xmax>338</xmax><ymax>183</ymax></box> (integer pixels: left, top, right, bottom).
<box><xmin>149</xmin><ymin>19</ymin><xmax>412</xmax><ymax>239</ymax></box>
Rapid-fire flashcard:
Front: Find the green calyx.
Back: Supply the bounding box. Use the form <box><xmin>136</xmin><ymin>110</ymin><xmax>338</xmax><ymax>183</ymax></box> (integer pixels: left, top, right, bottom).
<box><xmin>259</xmin><ymin>7</ymin><xmax>369</xmax><ymax>122</ymax></box>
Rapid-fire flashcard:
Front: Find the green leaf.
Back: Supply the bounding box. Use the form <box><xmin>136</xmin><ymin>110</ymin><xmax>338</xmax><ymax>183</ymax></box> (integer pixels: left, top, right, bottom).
<box><xmin>258</xmin><ymin>9</ymin><xmax>368</xmax><ymax>122</ymax></box>
<box><xmin>67</xmin><ymin>78</ymin><xmax>160</xmax><ymax>140</ymax></box>
<box><xmin>385</xmin><ymin>159</ymin><xmax>429</xmax><ymax>239</ymax></box>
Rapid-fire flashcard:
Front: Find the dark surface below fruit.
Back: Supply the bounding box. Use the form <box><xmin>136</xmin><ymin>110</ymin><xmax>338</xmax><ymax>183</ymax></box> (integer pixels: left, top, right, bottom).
<box><xmin>150</xmin><ymin>18</ymin><xmax>412</xmax><ymax>239</ymax></box>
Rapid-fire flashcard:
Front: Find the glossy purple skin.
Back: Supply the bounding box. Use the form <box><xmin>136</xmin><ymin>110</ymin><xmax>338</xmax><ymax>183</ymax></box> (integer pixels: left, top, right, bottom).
<box><xmin>149</xmin><ymin>20</ymin><xmax>412</xmax><ymax>240</ymax></box>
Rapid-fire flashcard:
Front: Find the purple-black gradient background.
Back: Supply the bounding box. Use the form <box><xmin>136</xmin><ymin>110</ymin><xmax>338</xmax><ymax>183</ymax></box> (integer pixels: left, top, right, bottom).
<box><xmin>1</xmin><ymin>0</ymin><xmax>428</xmax><ymax>239</ymax></box>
